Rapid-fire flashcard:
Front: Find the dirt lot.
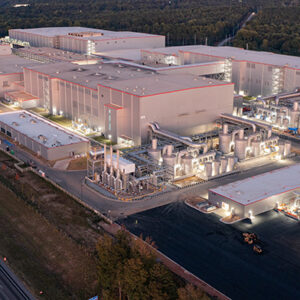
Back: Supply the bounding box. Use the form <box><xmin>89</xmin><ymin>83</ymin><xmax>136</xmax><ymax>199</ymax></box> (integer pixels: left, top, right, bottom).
<box><xmin>0</xmin><ymin>152</ymin><xmax>104</xmax><ymax>299</ymax></box>
<box><xmin>67</xmin><ymin>157</ymin><xmax>87</xmax><ymax>170</ymax></box>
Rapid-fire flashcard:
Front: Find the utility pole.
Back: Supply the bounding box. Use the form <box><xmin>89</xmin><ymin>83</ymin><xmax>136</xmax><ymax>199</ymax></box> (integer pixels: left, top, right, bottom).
<box><xmin>194</xmin><ymin>33</ymin><xmax>197</xmax><ymax>45</ymax></box>
<box><xmin>205</xmin><ymin>37</ymin><xmax>208</xmax><ymax>45</ymax></box>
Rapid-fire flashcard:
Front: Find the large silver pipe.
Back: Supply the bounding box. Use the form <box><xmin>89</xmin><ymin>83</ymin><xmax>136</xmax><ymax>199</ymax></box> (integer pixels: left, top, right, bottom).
<box><xmin>148</xmin><ymin>122</ymin><xmax>208</xmax><ymax>151</ymax></box>
<box><xmin>220</xmin><ymin>113</ymin><xmax>256</xmax><ymax>133</ymax></box>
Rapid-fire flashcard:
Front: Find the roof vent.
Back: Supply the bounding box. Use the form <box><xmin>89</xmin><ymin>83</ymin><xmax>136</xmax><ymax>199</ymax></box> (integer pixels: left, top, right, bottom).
<box><xmin>19</xmin><ymin>114</ymin><xmax>26</xmax><ymax>119</ymax></box>
<box><xmin>86</xmin><ymin>80</ymin><xmax>89</xmax><ymax>83</ymax></box>
<box><xmin>137</xmin><ymin>68</ymin><xmax>141</xmax><ymax>72</ymax></box>
<box><xmin>12</xmin><ymin>122</ymin><xmax>19</xmax><ymax>126</ymax></box>
<box><xmin>108</xmin><ymin>76</ymin><xmax>113</xmax><ymax>80</ymax></box>
<box><xmin>30</xmin><ymin>119</ymin><xmax>37</xmax><ymax>124</ymax></box>
<box><xmin>38</xmin><ymin>134</ymin><xmax>47</xmax><ymax>143</ymax></box>
<box><xmin>98</xmin><ymin>66</ymin><xmax>102</xmax><ymax>69</ymax></box>
<box><xmin>73</xmin><ymin>76</ymin><xmax>77</xmax><ymax>79</ymax></box>
<box><xmin>56</xmin><ymin>71</ymin><xmax>60</xmax><ymax>74</ymax></box>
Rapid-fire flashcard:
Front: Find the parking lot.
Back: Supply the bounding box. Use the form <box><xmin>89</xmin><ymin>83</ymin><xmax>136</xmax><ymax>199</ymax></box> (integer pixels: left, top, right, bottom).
<box><xmin>120</xmin><ymin>202</ymin><xmax>300</xmax><ymax>300</ymax></box>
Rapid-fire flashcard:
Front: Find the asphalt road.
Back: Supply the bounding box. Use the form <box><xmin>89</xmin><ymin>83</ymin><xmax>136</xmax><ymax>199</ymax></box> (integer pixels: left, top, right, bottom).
<box><xmin>120</xmin><ymin>203</ymin><xmax>300</xmax><ymax>300</ymax></box>
<box><xmin>0</xmin><ymin>260</ymin><xmax>35</xmax><ymax>300</ymax></box>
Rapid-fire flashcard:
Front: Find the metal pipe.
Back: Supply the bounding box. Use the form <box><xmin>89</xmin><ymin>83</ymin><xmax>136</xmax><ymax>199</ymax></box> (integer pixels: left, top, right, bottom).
<box><xmin>149</xmin><ymin>122</ymin><xmax>208</xmax><ymax>151</ymax></box>
<box><xmin>220</xmin><ymin>113</ymin><xmax>256</xmax><ymax>133</ymax></box>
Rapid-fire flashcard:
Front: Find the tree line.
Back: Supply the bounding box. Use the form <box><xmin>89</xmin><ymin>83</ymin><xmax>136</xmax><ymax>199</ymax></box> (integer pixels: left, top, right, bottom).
<box><xmin>0</xmin><ymin>0</ymin><xmax>274</xmax><ymax>46</ymax></box>
<box><xmin>233</xmin><ymin>6</ymin><xmax>300</xmax><ymax>56</ymax></box>
<box><xmin>96</xmin><ymin>229</ymin><xmax>210</xmax><ymax>300</ymax></box>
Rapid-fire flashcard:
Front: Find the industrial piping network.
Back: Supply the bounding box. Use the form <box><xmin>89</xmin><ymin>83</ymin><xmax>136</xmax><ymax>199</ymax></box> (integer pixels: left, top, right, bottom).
<box><xmin>148</xmin><ymin>122</ymin><xmax>208</xmax><ymax>152</ymax></box>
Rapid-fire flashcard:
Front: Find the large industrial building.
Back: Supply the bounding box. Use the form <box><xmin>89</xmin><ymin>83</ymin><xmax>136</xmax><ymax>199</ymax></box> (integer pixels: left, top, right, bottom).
<box><xmin>9</xmin><ymin>27</ymin><xmax>165</xmax><ymax>55</ymax></box>
<box><xmin>23</xmin><ymin>61</ymin><xmax>234</xmax><ymax>145</ymax></box>
<box><xmin>0</xmin><ymin>111</ymin><xmax>89</xmax><ymax>160</ymax></box>
<box><xmin>208</xmin><ymin>164</ymin><xmax>300</xmax><ymax>219</ymax></box>
<box><xmin>141</xmin><ymin>45</ymin><xmax>300</xmax><ymax>97</ymax></box>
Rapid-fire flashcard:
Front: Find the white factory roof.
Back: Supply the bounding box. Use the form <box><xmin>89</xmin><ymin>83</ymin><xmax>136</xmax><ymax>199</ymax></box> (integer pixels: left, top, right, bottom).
<box><xmin>10</xmin><ymin>27</ymin><xmax>163</xmax><ymax>40</ymax></box>
<box><xmin>143</xmin><ymin>45</ymin><xmax>300</xmax><ymax>69</ymax></box>
<box><xmin>25</xmin><ymin>61</ymin><xmax>232</xmax><ymax>96</ymax></box>
<box><xmin>210</xmin><ymin>164</ymin><xmax>300</xmax><ymax>205</ymax></box>
<box><xmin>0</xmin><ymin>54</ymin><xmax>42</xmax><ymax>74</ymax></box>
<box><xmin>0</xmin><ymin>111</ymin><xmax>88</xmax><ymax>148</ymax></box>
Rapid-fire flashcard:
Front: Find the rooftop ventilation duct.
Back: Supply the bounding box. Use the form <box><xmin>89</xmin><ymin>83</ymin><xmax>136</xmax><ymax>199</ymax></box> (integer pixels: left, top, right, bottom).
<box><xmin>30</xmin><ymin>119</ymin><xmax>37</xmax><ymax>124</ymax></box>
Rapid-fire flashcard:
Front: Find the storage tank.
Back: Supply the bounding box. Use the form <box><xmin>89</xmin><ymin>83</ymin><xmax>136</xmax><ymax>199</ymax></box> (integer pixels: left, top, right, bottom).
<box><xmin>227</xmin><ymin>156</ymin><xmax>235</xmax><ymax>172</ymax></box>
<box><xmin>213</xmin><ymin>161</ymin><xmax>220</xmax><ymax>176</ymax></box>
<box><xmin>205</xmin><ymin>162</ymin><xmax>212</xmax><ymax>177</ymax></box>
<box><xmin>276</xmin><ymin>116</ymin><xmax>282</xmax><ymax>127</ymax></box>
<box><xmin>284</xmin><ymin>141</ymin><xmax>291</xmax><ymax>157</ymax></box>
<box><xmin>234</xmin><ymin>138</ymin><xmax>247</xmax><ymax>160</ymax></box>
<box><xmin>148</xmin><ymin>139</ymin><xmax>161</xmax><ymax>161</ymax></box>
<box><xmin>282</xmin><ymin>118</ymin><xmax>289</xmax><ymax>128</ymax></box>
<box><xmin>182</xmin><ymin>155</ymin><xmax>193</xmax><ymax>175</ymax></box>
<box><xmin>290</xmin><ymin>111</ymin><xmax>300</xmax><ymax>128</ymax></box>
<box><xmin>220</xmin><ymin>157</ymin><xmax>227</xmax><ymax>174</ymax></box>
<box><xmin>219</xmin><ymin>133</ymin><xmax>231</xmax><ymax>154</ymax></box>
<box><xmin>251</xmin><ymin>140</ymin><xmax>261</xmax><ymax>157</ymax></box>
<box><xmin>278</xmin><ymin>141</ymin><xmax>285</xmax><ymax>156</ymax></box>
<box><xmin>163</xmin><ymin>145</ymin><xmax>176</xmax><ymax>166</ymax></box>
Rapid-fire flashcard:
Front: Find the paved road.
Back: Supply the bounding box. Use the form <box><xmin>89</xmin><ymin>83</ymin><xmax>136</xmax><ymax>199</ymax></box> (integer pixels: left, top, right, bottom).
<box><xmin>120</xmin><ymin>203</ymin><xmax>300</xmax><ymax>300</ymax></box>
<box><xmin>0</xmin><ymin>260</ymin><xmax>35</xmax><ymax>300</ymax></box>
<box><xmin>218</xmin><ymin>11</ymin><xmax>256</xmax><ymax>46</ymax></box>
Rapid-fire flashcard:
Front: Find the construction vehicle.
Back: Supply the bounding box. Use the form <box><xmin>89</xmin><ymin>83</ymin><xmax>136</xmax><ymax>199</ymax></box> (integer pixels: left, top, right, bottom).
<box><xmin>242</xmin><ymin>232</ymin><xmax>258</xmax><ymax>244</ymax></box>
<box><xmin>253</xmin><ymin>244</ymin><xmax>263</xmax><ymax>254</ymax></box>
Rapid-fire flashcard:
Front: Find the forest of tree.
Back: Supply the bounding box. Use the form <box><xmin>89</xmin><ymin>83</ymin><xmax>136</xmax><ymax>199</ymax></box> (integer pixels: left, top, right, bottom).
<box><xmin>233</xmin><ymin>6</ymin><xmax>300</xmax><ymax>56</ymax></box>
<box><xmin>0</xmin><ymin>0</ymin><xmax>291</xmax><ymax>46</ymax></box>
<box><xmin>96</xmin><ymin>230</ymin><xmax>209</xmax><ymax>300</ymax></box>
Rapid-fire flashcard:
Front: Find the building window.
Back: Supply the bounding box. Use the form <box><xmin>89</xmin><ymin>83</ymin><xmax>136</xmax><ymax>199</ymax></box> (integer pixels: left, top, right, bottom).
<box><xmin>1</xmin><ymin>127</ymin><xmax>5</xmax><ymax>133</ymax></box>
<box><xmin>2</xmin><ymin>81</ymin><xmax>9</xmax><ymax>87</ymax></box>
<box><xmin>268</xmin><ymin>66</ymin><xmax>273</xmax><ymax>72</ymax></box>
<box><xmin>6</xmin><ymin>131</ymin><xmax>11</xmax><ymax>137</ymax></box>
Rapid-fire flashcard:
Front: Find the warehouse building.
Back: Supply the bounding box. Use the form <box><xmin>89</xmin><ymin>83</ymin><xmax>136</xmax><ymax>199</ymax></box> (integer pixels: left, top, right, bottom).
<box><xmin>141</xmin><ymin>45</ymin><xmax>300</xmax><ymax>97</ymax></box>
<box><xmin>9</xmin><ymin>27</ymin><xmax>165</xmax><ymax>55</ymax></box>
<box><xmin>0</xmin><ymin>111</ymin><xmax>89</xmax><ymax>160</ymax></box>
<box><xmin>208</xmin><ymin>164</ymin><xmax>300</xmax><ymax>219</ymax></box>
<box><xmin>23</xmin><ymin>61</ymin><xmax>234</xmax><ymax>145</ymax></box>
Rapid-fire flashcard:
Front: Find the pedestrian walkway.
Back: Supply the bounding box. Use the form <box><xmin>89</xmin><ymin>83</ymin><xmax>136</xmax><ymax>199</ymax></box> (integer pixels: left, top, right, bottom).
<box><xmin>53</xmin><ymin>158</ymin><xmax>71</xmax><ymax>170</ymax></box>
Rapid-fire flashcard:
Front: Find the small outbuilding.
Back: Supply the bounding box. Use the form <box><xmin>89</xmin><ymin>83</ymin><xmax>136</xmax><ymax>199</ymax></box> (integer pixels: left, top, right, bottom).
<box><xmin>0</xmin><ymin>110</ymin><xmax>89</xmax><ymax>160</ymax></box>
<box><xmin>208</xmin><ymin>164</ymin><xmax>300</xmax><ymax>219</ymax></box>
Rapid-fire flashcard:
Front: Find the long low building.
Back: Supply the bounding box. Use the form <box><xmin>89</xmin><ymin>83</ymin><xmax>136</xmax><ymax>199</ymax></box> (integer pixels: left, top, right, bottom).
<box><xmin>23</xmin><ymin>61</ymin><xmax>234</xmax><ymax>145</ymax></box>
<box><xmin>208</xmin><ymin>164</ymin><xmax>300</xmax><ymax>219</ymax></box>
<box><xmin>9</xmin><ymin>27</ymin><xmax>165</xmax><ymax>55</ymax></box>
<box><xmin>0</xmin><ymin>111</ymin><xmax>89</xmax><ymax>160</ymax></box>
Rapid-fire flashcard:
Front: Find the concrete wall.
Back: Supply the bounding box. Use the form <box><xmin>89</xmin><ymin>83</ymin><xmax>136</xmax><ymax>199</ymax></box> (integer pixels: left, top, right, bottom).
<box><xmin>46</xmin><ymin>141</ymin><xmax>89</xmax><ymax>160</ymax></box>
<box><xmin>95</xmin><ymin>36</ymin><xmax>165</xmax><ymax>53</ymax></box>
<box><xmin>139</xmin><ymin>83</ymin><xmax>234</xmax><ymax>142</ymax></box>
<box><xmin>208</xmin><ymin>190</ymin><xmax>245</xmax><ymax>217</ymax></box>
<box><xmin>9</xmin><ymin>30</ymin><xmax>55</xmax><ymax>47</ymax></box>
